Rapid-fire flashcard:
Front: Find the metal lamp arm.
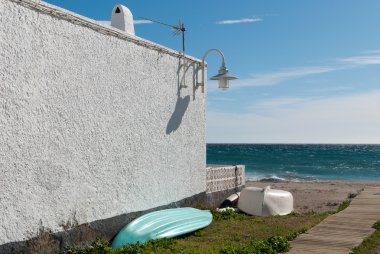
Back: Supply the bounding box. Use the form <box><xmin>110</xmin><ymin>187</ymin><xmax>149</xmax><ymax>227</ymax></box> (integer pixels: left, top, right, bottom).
<box><xmin>198</xmin><ymin>49</ymin><xmax>226</xmax><ymax>92</ymax></box>
<box><xmin>201</xmin><ymin>49</ymin><xmax>226</xmax><ymax>67</ymax></box>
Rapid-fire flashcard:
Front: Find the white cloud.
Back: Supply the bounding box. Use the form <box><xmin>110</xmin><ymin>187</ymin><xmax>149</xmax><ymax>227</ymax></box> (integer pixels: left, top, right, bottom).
<box><xmin>134</xmin><ymin>20</ymin><xmax>153</xmax><ymax>25</ymax></box>
<box><xmin>216</xmin><ymin>18</ymin><xmax>263</xmax><ymax>25</ymax></box>
<box><xmin>224</xmin><ymin>51</ymin><xmax>380</xmax><ymax>90</ymax></box>
<box><xmin>338</xmin><ymin>54</ymin><xmax>380</xmax><ymax>65</ymax></box>
<box><xmin>232</xmin><ymin>66</ymin><xmax>335</xmax><ymax>89</ymax></box>
<box><xmin>207</xmin><ymin>91</ymin><xmax>380</xmax><ymax>144</ymax></box>
<box><xmin>207</xmin><ymin>51</ymin><xmax>380</xmax><ymax>143</ymax></box>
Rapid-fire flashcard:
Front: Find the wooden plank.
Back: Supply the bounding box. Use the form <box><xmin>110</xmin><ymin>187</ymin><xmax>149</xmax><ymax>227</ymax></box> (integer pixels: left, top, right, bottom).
<box><xmin>288</xmin><ymin>187</ymin><xmax>380</xmax><ymax>254</ymax></box>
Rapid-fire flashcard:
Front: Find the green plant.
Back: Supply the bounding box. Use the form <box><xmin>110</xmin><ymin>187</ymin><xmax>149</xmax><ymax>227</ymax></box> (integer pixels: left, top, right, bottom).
<box><xmin>66</xmin><ymin>238</ymin><xmax>178</xmax><ymax>254</ymax></box>
<box><xmin>349</xmin><ymin>220</ymin><xmax>380</xmax><ymax>254</ymax></box>
<box><xmin>350</xmin><ymin>230</ymin><xmax>380</xmax><ymax>254</ymax></box>
<box><xmin>67</xmin><ymin>233</ymin><xmax>295</xmax><ymax>254</ymax></box>
<box><xmin>212</xmin><ymin>209</ymin><xmax>249</xmax><ymax>221</ymax></box>
<box><xmin>193</xmin><ymin>230</ymin><xmax>207</xmax><ymax>237</ymax></box>
<box><xmin>337</xmin><ymin>199</ymin><xmax>351</xmax><ymax>212</ymax></box>
<box><xmin>67</xmin><ymin>212</ymin><xmax>327</xmax><ymax>253</ymax></box>
<box><xmin>372</xmin><ymin>220</ymin><xmax>380</xmax><ymax>230</ymax></box>
<box><xmin>267</xmin><ymin>236</ymin><xmax>290</xmax><ymax>252</ymax></box>
<box><xmin>286</xmin><ymin>228</ymin><xmax>307</xmax><ymax>241</ymax></box>
<box><xmin>220</xmin><ymin>235</ymin><xmax>290</xmax><ymax>254</ymax></box>
<box><xmin>66</xmin><ymin>239</ymin><xmax>113</xmax><ymax>254</ymax></box>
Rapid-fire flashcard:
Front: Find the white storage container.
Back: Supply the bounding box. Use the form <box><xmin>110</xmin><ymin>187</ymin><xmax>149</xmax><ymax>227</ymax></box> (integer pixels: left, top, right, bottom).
<box><xmin>237</xmin><ymin>186</ymin><xmax>293</xmax><ymax>216</ymax></box>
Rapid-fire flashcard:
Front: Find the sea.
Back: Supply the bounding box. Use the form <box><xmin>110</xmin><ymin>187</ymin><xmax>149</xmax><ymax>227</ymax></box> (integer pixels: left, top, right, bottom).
<box><xmin>207</xmin><ymin>144</ymin><xmax>380</xmax><ymax>182</ymax></box>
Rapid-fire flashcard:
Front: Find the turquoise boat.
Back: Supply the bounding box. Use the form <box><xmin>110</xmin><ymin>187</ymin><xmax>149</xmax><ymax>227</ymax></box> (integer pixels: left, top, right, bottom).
<box><xmin>111</xmin><ymin>207</ymin><xmax>213</xmax><ymax>249</ymax></box>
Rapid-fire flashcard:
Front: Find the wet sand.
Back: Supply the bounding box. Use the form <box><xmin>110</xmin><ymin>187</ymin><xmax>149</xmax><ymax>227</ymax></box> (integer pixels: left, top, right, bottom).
<box><xmin>245</xmin><ymin>181</ymin><xmax>380</xmax><ymax>213</ymax></box>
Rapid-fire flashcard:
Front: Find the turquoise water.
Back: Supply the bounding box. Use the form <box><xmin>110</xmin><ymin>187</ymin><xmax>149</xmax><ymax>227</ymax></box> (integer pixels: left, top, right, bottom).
<box><xmin>207</xmin><ymin>144</ymin><xmax>380</xmax><ymax>182</ymax></box>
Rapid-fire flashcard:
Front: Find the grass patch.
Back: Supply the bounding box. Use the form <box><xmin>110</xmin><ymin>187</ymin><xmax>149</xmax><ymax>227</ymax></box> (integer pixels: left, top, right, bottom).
<box><xmin>66</xmin><ymin>238</ymin><xmax>178</xmax><ymax>254</ymax></box>
<box><xmin>212</xmin><ymin>209</ymin><xmax>249</xmax><ymax>221</ymax></box>
<box><xmin>66</xmin><ymin>212</ymin><xmax>328</xmax><ymax>254</ymax></box>
<box><xmin>337</xmin><ymin>199</ymin><xmax>351</xmax><ymax>212</ymax></box>
<box><xmin>174</xmin><ymin>211</ymin><xmax>327</xmax><ymax>253</ymax></box>
<box><xmin>373</xmin><ymin>220</ymin><xmax>380</xmax><ymax>230</ymax></box>
<box><xmin>350</xmin><ymin>220</ymin><xmax>380</xmax><ymax>254</ymax></box>
<box><xmin>350</xmin><ymin>230</ymin><xmax>380</xmax><ymax>254</ymax></box>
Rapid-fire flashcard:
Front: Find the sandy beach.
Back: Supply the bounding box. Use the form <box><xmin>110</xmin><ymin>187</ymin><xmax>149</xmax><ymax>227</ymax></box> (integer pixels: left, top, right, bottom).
<box><xmin>246</xmin><ymin>180</ymin><xmax>380</xmax><ymax>213</ymax></box>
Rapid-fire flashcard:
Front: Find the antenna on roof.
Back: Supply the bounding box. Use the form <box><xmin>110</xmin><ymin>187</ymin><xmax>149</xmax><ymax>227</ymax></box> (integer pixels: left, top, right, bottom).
<box><xmin>138</xmin><ymin>17</ymin><xmax>186</xmax><ymax>55</ymax></box>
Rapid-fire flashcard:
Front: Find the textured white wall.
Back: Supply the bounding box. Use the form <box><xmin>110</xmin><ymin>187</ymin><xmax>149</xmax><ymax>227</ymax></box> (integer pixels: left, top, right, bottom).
<box><xmin>0</xmin><ymin>0</ymin><xmax>206</xmax><ymax>244</ymax></box>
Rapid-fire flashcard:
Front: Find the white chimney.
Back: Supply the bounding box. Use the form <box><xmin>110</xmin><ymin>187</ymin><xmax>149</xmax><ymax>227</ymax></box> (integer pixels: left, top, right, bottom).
<box><xmin>111</xmin><ymin>4</ymin><xmax>135</xmax><ymax>35</ymax></box>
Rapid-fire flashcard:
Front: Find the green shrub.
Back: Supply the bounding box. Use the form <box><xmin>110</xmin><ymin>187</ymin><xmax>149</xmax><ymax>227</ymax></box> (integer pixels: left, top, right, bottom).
<box><xmin>337</xmin><ymin>199</ymin><xmax>351</xmax><ymax>212</ymax></box>
<box><xmin>212</xmin><ymin>209</ymin><xmax>249</xmax><ymax>221</ymax></box>
<box><xmin>66</xmin><ymin>239</ymin><xmax>113</xmax><ymax>254</ymax></box>
<box><xmin>267</xmin><ymin>236</ymin><xmax>290</xmax><ymax>252</ymax></box>
<box><xmin>220</xmin><ymin>235</ymin><xmax>290</xmax><ymax>254</ymax></box>
<box><xmin>286</xmin><ymin>228</ymin><xmax>307</xmax><ymax>241</ymax></box>
<box><xmin>373</xmin><ymin>220</ymin><xmax>380</xmax><ymax>230</ymax></box>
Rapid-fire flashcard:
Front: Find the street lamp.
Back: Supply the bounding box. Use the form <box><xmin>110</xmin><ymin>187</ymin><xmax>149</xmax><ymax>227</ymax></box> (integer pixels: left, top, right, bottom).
<box><xmin>197</xmin><ymin>49</ymin><xmax>237</xmax><ymax>92</ymax></box>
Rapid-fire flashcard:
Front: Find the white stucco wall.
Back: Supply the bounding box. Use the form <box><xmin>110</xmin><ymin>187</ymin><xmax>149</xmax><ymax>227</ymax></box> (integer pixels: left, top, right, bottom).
<box><xmin>0</xmin><ymin>0</ymin><xmax>206</xmax><ymax>244</ymax></box>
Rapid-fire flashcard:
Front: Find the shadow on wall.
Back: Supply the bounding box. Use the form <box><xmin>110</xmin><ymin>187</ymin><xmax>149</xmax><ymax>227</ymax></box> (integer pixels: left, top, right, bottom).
<box><xmin>166</xmin><ymin>58</ymin><xmax>198</xmax><ymax>134</ymax></box>
<box><xmin>166</xmin><ymin>95</ymin><xmax>190</xmax><ymax>134</ymax></box>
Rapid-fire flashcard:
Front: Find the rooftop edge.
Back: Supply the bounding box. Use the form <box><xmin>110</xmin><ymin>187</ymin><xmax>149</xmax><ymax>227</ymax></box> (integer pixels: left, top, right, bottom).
<box><xmin>8</xmin><ymin>0</ymin><xmax>203</xmax><ymax>64</ymax></box>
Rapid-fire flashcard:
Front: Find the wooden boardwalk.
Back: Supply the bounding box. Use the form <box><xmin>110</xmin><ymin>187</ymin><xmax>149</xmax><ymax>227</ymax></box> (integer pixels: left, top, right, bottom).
<box><xmin>289</xmin><ymin>187</ymin><xmax>380</xmax><ymax>254</ymax></box>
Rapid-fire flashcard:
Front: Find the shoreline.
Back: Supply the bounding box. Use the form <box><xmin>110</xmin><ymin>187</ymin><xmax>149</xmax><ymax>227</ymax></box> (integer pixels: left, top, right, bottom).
<box><xmin>245</xmin><ymin>180</ymin><xmax>380</xmax><ymax>213</ymax></box>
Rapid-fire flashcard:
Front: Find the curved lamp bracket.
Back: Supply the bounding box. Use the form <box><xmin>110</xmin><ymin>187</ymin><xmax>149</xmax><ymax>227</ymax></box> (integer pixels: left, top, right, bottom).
<box><xmin>196</xmin><ymin>49</ymin><xmax>237</xmax><ymax>93</ymax></box>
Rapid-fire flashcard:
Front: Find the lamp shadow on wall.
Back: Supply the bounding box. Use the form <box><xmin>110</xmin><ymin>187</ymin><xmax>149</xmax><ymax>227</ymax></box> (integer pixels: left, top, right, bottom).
<box><xmin>165</xmin><ymin>59</ymin><xmax>197</xmax><ymax>134</ymax></box>
<box><xmin>166</xmin><ymin>96</ymin><xmax>190</xmax><ymax>134</ymax></box>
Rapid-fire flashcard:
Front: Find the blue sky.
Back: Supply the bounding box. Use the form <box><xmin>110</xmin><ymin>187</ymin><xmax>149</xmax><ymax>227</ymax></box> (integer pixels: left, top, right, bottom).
<box><xmin>44</xmin><ymin>0</ymin><xmax>380</xmax><ymax>144</ymax></box>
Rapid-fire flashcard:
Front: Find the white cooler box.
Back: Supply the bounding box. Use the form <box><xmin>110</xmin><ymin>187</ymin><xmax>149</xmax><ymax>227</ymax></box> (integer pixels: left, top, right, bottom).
<box><xmin>237</xmin><ymin>186</ymin><xmax>293</xmax><ymax>216</ymax></box>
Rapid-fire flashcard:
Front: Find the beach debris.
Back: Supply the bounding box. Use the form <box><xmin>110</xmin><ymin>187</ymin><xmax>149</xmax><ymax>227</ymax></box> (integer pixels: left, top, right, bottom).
<box><xmin>348</xmin><ymin>192</ymin><xmax>358</xmax><ymax>199</ymax></box>
<box><xmin>220</xmin><ymin>192</ymin><xmax>240</xmax><ymax>208</ymax></box>
<box><xmin>216</xmin><ymin>207</ymin><xmax>239</xmax><ymax>213</ymax></box>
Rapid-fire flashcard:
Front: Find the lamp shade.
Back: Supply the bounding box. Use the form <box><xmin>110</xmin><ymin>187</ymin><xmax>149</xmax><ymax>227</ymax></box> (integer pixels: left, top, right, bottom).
<box><xmin>210</xmin><ymin>66</ymin><xmax>238</xmax><ymax>90</ymax></box>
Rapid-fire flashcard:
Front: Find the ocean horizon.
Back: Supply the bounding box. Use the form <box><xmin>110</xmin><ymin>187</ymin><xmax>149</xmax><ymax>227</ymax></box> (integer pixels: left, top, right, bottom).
<box><xmin>207</xmin><ymin>144</ymin><xmax>380</xmax><ymax>182</ymax></box>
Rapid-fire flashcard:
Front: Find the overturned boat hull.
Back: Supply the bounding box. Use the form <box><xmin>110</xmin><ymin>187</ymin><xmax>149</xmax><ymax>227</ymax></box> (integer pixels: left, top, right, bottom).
<box><xmin>112</xmin><ymin>207</ymin><xmax>213</xmax><ymax>249</ymax></box>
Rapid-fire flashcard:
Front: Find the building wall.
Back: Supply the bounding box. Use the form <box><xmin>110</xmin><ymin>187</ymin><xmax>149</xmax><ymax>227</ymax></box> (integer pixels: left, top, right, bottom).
<box><xmin>0</xmin><ymin>0</ymin><xmax>206</xmax><ymax>245</ymax></box>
